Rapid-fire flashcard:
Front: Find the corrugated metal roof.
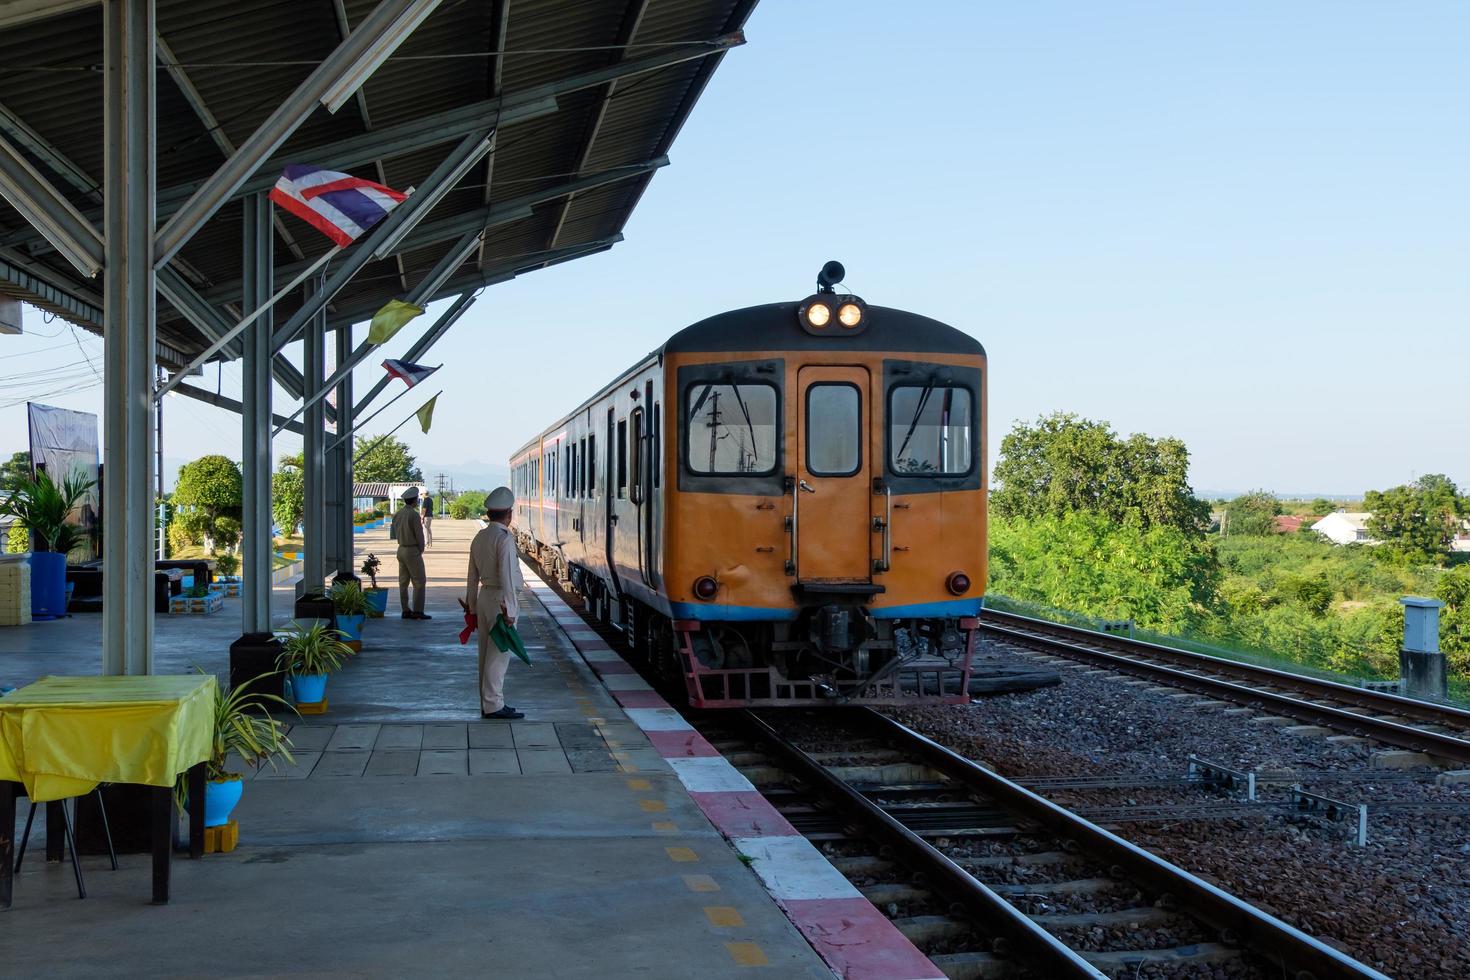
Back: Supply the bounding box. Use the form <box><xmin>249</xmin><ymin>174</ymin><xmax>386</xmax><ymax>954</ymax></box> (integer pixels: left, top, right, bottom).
<box><xmin>0</xmin><ymin>0</ymin><xmax>756</xmax><ymax>360</ymax></box>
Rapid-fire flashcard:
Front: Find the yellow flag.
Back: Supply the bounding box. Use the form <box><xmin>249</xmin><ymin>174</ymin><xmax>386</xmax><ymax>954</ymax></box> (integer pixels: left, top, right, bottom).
<box><xmin>365</xmin><ymin>299</ymin><xmax>424</xmax><ymax>346</ymax></box>
<box><xmin>415</xmin><ymin>393</ymin><xmax>438</xmax><ymax>434</ymax></box>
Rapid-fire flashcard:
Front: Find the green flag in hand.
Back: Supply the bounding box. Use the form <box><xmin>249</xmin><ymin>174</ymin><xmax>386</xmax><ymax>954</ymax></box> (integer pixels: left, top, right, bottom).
<box><xmin>491</xmin><ymin>614</ymin><xmax>532</xmax><ymax>665</ymax></box>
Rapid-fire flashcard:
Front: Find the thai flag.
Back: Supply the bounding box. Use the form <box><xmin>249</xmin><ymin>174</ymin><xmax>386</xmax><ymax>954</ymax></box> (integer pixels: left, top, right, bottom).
<box><xmin>381</xmin><ymin>359</ymin><xmax>439</xmax><ymax>388</ymax></box>
<box><xmin>269</xmin><ymin>165</ymin><xmax>409</xmax><ymax>247</ymax></box>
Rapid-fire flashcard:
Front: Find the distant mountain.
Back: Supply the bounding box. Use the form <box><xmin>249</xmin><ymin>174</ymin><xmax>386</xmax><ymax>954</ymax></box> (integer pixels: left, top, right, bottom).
<box><xmin>1195</xmin><ymin>489</ymin><xmax>1361</xmax><ymax>502</ymax></box>
<box><xmin>418</xmin><ymin>460</ymin><xmax>510</xmax><ymax>495</ymax></box>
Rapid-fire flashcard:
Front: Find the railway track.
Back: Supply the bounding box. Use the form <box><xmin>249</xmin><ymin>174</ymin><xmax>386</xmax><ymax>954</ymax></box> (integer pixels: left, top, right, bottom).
<box><xmin>981</xmin><ymin>608</ymin><xmax>1470</xmax><ymax>767</ymax></box>
<box><xmin>705</xmin><ymin>707</ymin><xmax>1384</xmax><ymax>979</ymax></box>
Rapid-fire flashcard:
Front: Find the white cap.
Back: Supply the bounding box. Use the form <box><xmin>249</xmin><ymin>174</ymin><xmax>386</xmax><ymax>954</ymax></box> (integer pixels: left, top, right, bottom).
<box><xmin>401</xmin><ymin>486</ymin><xmax>419</xmax><ymax>501</ymax></box>
<box><xmin>486</xmin><ymin>486</ymin><xmax>513</xmax><ymax>511</ymax></box>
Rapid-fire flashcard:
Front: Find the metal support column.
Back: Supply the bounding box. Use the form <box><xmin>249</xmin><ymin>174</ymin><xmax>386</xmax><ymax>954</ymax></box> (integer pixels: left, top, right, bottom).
<box><xmin>302</xmin><ymin>300</ymin><xmax>327</xmax><ymax>593</ymax></box>
<box><xmin>323</xmin><ymin>324</ymin><xmax>355</xmax><ymax>579</ymax></box>
<box><xmin>241</xmin><ymin>194</ymin><xmax>274</xmax><ymax>631</ymax></box>
<box><xmin>101</xmin><ymin>0</ymin><xmax>156</xmax><ymax>676</ymax></box>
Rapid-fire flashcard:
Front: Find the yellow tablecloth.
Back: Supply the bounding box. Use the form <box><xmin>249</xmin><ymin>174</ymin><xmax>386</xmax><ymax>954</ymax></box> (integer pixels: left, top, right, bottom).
<box><xmin>0</xmin><ymin>675</ymin><xmax>215</xmax><ymax>802</ymax></box>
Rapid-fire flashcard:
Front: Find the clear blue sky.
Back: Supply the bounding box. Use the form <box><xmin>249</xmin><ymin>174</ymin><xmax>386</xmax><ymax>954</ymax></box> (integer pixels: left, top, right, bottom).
<box><xmin>2</xmin><ymin>1</ymin><xmax>1467</xmax><ymax>496</ymax></box>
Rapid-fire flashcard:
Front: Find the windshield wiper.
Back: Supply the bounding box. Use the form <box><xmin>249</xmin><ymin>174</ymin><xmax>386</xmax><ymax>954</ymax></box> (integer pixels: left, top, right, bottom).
<box><xmin>894</xmin><ymin>379</ymin><xmax>936</xmax><ymax>463</ymax></box>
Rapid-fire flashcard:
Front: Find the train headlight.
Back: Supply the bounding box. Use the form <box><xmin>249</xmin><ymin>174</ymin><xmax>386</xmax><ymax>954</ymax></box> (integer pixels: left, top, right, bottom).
<box><xmin>693</xmin><ymin>576</ymin><xmax>719</xmax><ymax>600</ymax></box>
<box><xmin>803</xmin><ymin>301</ymin><xmax>831</xmax><ymax>328</ymax></box>
<box><xmin>946</xmin><ymin>571</ymin><xmax>971</xmax><ymax>596</ymax></box>
<box><xmin>837</xmin><ymin>302</ymin><xmax>863</xmax><ymax>328</ymax></box>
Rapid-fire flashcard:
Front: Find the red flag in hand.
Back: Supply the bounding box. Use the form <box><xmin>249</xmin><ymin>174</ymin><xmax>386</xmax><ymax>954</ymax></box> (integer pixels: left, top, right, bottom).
<box><xmin>457</xmin><ymin>598</ymin><xmax>477</xmax><ymax>645</ymax></box>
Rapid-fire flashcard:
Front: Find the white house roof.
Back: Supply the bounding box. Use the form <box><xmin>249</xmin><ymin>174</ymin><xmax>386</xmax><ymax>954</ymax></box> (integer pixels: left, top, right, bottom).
<box><xmin>1312</xmin><ymin>512</ymin><xmax>1372</xmax><ymax>531</ymax></box>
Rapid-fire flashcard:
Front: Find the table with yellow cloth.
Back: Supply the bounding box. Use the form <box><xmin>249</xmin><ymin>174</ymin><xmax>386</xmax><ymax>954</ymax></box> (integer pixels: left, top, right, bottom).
<box><xmin>0</xmin><ymin>675</ymin><xmax>216</xmax><ymax>909</ymax></box>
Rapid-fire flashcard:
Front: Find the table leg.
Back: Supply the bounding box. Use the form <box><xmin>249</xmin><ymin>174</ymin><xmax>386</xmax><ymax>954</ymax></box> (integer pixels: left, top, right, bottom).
<box><xmin>46</xmin><ymin>800</ymin><xmax>64</xmax><ymax>862</ymax></box>
<box><xmin>187</xmin><ymin>763</ymin><xmax>205</xmax><ymax>859</ymax></box>
<box><xmin>1</xmin><ymin>781</ymin><xmax>15</xmax><ymax>910</ymax></box>
<box><xmin>150</xmin><ymin>786</ymin><xmax>171</xmax><ymax>905</ymax></box>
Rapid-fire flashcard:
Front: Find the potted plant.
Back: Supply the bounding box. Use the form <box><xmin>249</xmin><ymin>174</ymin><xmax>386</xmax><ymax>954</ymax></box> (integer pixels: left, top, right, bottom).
<box><xmin>187</xmin><ymin>674</ymin><xmax>296</xmax><ymax>832</ymax></box>
<box><xmin>277</xmin><ymin>620</ymin><xmax>349</xmax><ymax>707</ymax></box>
<box><xmin>329</xmin><ymin>579</ymin><xmax>370</xmax><ymax>650</ymax></box>
<box><xmin>0</xmin><ymin>467</ymin><xmax>92</xmax><ymax>620</ymax></box>
<box><xmin>360</xmin><ymin>553</ymin><xmax>388</xmax><ymax>617</ymax></box>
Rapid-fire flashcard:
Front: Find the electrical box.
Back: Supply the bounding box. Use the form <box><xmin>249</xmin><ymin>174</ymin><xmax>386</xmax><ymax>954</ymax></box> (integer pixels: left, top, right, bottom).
<box><xmin>0</xmin><ymin>296</ymin><xmax>21</xmax><ymax>335</ymax></box>
<box><xmin>1400</xmin><ymin>597</ymin><xmax>1443</xmax><ymax>654</ymax></box>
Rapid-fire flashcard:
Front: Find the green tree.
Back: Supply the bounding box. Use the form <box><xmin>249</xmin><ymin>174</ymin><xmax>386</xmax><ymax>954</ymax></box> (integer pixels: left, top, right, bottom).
<box><xmin>449</xmin><ymin>489</ymin><xmax>487</xmax><ymax>520</ymax></box>
<box><xmin>0</xmin><ymin>451</ymin><xmax>31</xmax><ymax>492</ymax></box>
<box><xmin>1365</xmin><ymin>474</ymin><xmax>1464</xmax><ymax>565</ymax></box>
<box><xmin>988</xmin><ymin>510</ymin><xmax>1220</xmax><ymax>633</ymax></box>
<box><xmin>353</xmin><ymin>435</ymin><xmax>422</xmax><ymax>484</ymax></box>
<box><xmin>272</xmin><ymin>453</ymin><xmax>305</xmax><ymax>539</ymax></box>
<box><xmin>991</xmin><ymin>412</ymin><xmax>1209</xmax><ymax>535</ymax></box>
<box><xmin>1436</xmin><ymin>565</ymin><xmax>1470</xmax><ymax>679</ymax></box>
<box><xmin>172</xmin><ymin>455</ymin><xmax>243</xmax><ymax>553</ymax></box>
<box><xmin>1224</xmin><ymin>490</ymin><xmax>1281</xmax><ymax>537</ymax></box>
<box><xmin>1309</xmin><ymin>498</ymin><xmax>1335</xmax><ymax>516</ymax></box>
<box><xmin>6</xmin><ymin>520</ymin><xmax>28</xmax><ymax>554</ymax></box>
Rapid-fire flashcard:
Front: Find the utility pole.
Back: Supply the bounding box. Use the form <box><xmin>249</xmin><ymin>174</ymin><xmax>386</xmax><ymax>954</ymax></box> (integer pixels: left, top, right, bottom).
<box><xmin>705</xmin><ymin>390</ymin><xmax>722</xmax><ymax>472</ymax></box>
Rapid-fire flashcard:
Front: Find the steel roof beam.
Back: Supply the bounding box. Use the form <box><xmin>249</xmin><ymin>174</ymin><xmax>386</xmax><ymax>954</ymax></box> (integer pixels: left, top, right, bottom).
<box><xmin>325</xmin><ymin>234</ymin><xmax>620</xmax><ymax>333</ymax></box>
<box><xmin>171</xmin><ymin>381</ymin><xmax>304</xmax><ymax>436</ymax></box>
<box><xmin>270</xmin><ymin>127</ymin><xmax>496</xmax><ymax>351</ymax></box>
<box><xmin>545</xmin><ymin>0</ymin><xmax>652</xmax><ymax>253</ymax></box>
<box><xmin>154</xmin><ymin>0</ymin><xmax>447</xmax><ymax>267</ymax></box>
<box><xmin>0</xmin><ymin>100</ymin><xmax>99</xmax><ymax>203</ymax></box>
<box><xmin>157</xmin><ymin>33</ymin><xmax>306</xmax><ymax>262</ymax></box>
<box><xmin>0</xmin><ymin>133</ymin><xmax>104</xmax><ymax>278</ymax></box>
<box><xmin>1</xmin><ymin>31</ymin><xmax>742</xmax><ymax>255</ymax></box>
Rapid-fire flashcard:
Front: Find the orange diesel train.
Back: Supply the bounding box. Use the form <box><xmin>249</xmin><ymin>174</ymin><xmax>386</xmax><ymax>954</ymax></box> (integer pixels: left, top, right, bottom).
<box><xmin>511</xmin><ymin>262</ymin><xmax>985</xmax><ymax>708</ymax></box>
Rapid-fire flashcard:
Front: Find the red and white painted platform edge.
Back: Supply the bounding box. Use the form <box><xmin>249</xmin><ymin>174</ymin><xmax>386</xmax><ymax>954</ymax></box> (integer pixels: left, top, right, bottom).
<box><xmin>523</xmin><ymin>573</ymin><xmax>946</xmax><ymax>980</ymax></box>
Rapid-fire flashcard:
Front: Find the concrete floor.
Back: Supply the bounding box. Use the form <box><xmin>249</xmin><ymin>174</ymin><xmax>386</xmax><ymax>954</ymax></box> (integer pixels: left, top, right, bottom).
<box><xmin>0</xmin><ymin>521</ymin><xmax>832</xmax><ymax>978</ymax></box>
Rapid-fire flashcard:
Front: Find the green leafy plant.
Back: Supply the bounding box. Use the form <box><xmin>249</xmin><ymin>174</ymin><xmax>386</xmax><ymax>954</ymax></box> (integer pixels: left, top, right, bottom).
<box><xmin>187</xmin><ymin>584</ymin><xmax>211</xmax><ymax>599</ymax></box>
<box><xmin>207</xmin><ymin>674</ymin><xmax>296</xmax><ymax>780</ymax></box>
<box><xmin>329</xmin><ymin>579</ymin><xmax>370</xmax><ymax>616</ymax></box>
<box><xmin>360</xmin><ymin>553</ymin><xmax>381</xmax><ymax>589</ymax></box>
<box><xmin>278</xmin><ymin>620</ymin><xmax>349</xmax><ymax>677</ymax></box>
<box><xmin>215</xmin><ymin>553</ymin><xmax>239</xmax><ymax>578</ymax></box>
<box><xmin>0</xmin><ymin>467</ymin><xmax>93</xmax><ymax>554</ymax></box>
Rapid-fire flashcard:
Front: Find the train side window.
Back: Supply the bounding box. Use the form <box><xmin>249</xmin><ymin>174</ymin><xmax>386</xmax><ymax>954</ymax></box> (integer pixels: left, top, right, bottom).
<box><xmin>617</xmin><ymin>419</ymin><xmax>628</xmax><ymax>498</ymax></box>
<box><xmin>685</xmin><ymin>382</ymin><xmax>778</xmax><ymax>475</ymax></box>
<box><xmin>652</xmin><ymin>403</ymin><xmax>661</xmax><ymax>488</ymax></box>
<box><xmin>889</xmin><ymin>384</ymin><xmax>974</xmax><ymax>475</ymax></box>
<box><xmin>588</xmin><ymin>435</ymin><xmax>597</xmax><ymax>497</ymax></box>
<box><xmin>630</xmin><ymin>409</ymin><xmax>644</xmax><ymax>504</ymax></box>
<box><xmin>806</xmin><ymin>383</ymin><xmax>862</xmax><ymax>477</ymax></box>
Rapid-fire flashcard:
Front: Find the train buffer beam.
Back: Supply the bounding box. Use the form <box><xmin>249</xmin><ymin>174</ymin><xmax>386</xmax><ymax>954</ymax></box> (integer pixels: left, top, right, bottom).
<box><xmin>1291</xmin><ymin>785</ymin><xmax>1368</xmax><ymax>847</ymax></box>
<box><xmin>1187</xmin><ymin>754</ymin><xmax>1256</xmax><ymax>801</ymax></box>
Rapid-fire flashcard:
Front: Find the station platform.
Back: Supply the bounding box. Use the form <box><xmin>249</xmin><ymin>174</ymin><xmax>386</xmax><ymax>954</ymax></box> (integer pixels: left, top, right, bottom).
<box><xmin>0</xmin><ymin>520</ymin><xmax>938</xmax><ymax>978</ymax></box>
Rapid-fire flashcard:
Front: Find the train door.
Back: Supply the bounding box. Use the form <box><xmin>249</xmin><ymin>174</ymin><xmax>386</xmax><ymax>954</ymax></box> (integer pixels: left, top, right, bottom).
<box><xmin>795</xmin><ymin>365</ymin><xmax>871</xmax><ymax>582</ymax></box>
<box><xmin>604</xmin><ymin>407</ymin><xmax>622</xmax><ymax>601</ymax></box>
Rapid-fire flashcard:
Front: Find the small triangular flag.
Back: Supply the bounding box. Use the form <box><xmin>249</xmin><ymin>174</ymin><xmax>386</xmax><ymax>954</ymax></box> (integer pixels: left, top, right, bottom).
<box><xmin>415</xmin><ymin>393</ymin><xmax>439</xmax><ymax>434</ymax></box>
<box><xmin>366</xmin><ymin>298</ymin><xmax>424</xmax><ymax>345</ymax></box>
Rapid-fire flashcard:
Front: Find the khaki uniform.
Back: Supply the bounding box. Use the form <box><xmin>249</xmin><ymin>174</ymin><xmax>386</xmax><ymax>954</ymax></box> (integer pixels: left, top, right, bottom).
<box><xmin>391</xmin><ymin>505</ymin><xmax>426</xmax><ymax>614</ymax></box>
<box><xmin>466</xmin><ymin>522</ymin><xmax>522</xmax><ymax>713</ymax></box>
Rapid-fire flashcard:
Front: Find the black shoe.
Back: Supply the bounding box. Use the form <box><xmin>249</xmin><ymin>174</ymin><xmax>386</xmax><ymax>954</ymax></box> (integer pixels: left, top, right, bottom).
<box><xmin>401</xmin><ymin>611</ymin><xmax>414</xmax><ymax>619</ymax></box>
<box><xmin>416</xmin><ymin>612</ymin><xmax>432</xmax><ymax>620</ymax></box>
<box><xmin>481</xmin><ymin>707</ymin><xmax>524</xmax><ymax>720</ymax></box>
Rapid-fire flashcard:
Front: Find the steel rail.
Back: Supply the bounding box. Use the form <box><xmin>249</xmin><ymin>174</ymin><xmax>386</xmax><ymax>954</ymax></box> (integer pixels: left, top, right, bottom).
<box><xmin>981</xmin><ymin>614</ymin><xmax>1470</xmax><ymax>767</ymax></box>
<box><xmin>983</xmin><ymin>608</ymin><xmax>1470</xmax><ymax>730</ymax></box>
<box><xmin>859</xmin><ymin>709</ymin><xmax>1389</xmax><ymax>980</ymax></box>
<box><xmin>738</xmin><ymin>710</ymin><xmax>1104</xmax><ymax>979</ymax></box>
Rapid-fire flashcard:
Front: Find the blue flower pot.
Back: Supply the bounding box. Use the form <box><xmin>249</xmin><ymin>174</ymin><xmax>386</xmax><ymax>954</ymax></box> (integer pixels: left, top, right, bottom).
<box><xmin>364</xmin><ymin>589</ymin><xmax>389</xmax><ymax>617</ymax></box>
<box><xmin>201</xmin><ymin>777</ymin><xmax>243</xmax><ymax>828</ymax></box>
<box><xmin>291</xmin><ymin>672</ymin><xmax>328</xmax><ymax>704</ymax></box>
<box><xmin>28</xmin><ymin>551</ymin><xmax>67</xmax><ymax>620</ymax></box>
<box><xmin>336</xmin><ymin>613</ymin><xmax>366</xmax><ymax>642</ymax></box>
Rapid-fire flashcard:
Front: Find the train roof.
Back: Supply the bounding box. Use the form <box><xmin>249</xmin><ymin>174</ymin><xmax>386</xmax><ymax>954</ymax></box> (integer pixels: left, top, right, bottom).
<box><xmin>662</xmin><ymin>302</ymin><xmax>985</xmax><ymax>357</ymax></box>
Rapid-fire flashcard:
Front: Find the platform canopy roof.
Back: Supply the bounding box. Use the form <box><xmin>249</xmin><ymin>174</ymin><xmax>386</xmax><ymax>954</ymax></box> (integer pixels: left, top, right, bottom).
<box><xmin>0</xmin><ymin>0</ymin><xmax>752</xmax><ymax>370</ymax></box>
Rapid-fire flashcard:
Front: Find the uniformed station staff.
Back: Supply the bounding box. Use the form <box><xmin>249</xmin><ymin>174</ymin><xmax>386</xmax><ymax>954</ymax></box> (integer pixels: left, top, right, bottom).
<box><xmin>391</xmin><ymin>486</ymin><xmax>431</xmax><ymax>620</ymax></box>
<box><xmin>466</xmin><ymin>487</ymin><xmax>523</xmax><ymax>719</ymax></box>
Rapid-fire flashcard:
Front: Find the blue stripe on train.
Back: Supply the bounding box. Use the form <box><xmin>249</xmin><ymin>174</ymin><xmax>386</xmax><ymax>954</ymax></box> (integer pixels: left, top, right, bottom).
<box><xmin>666</xmin><ymin>596</ymin><xmax>983</xmax><ymax>622</ymax></box>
